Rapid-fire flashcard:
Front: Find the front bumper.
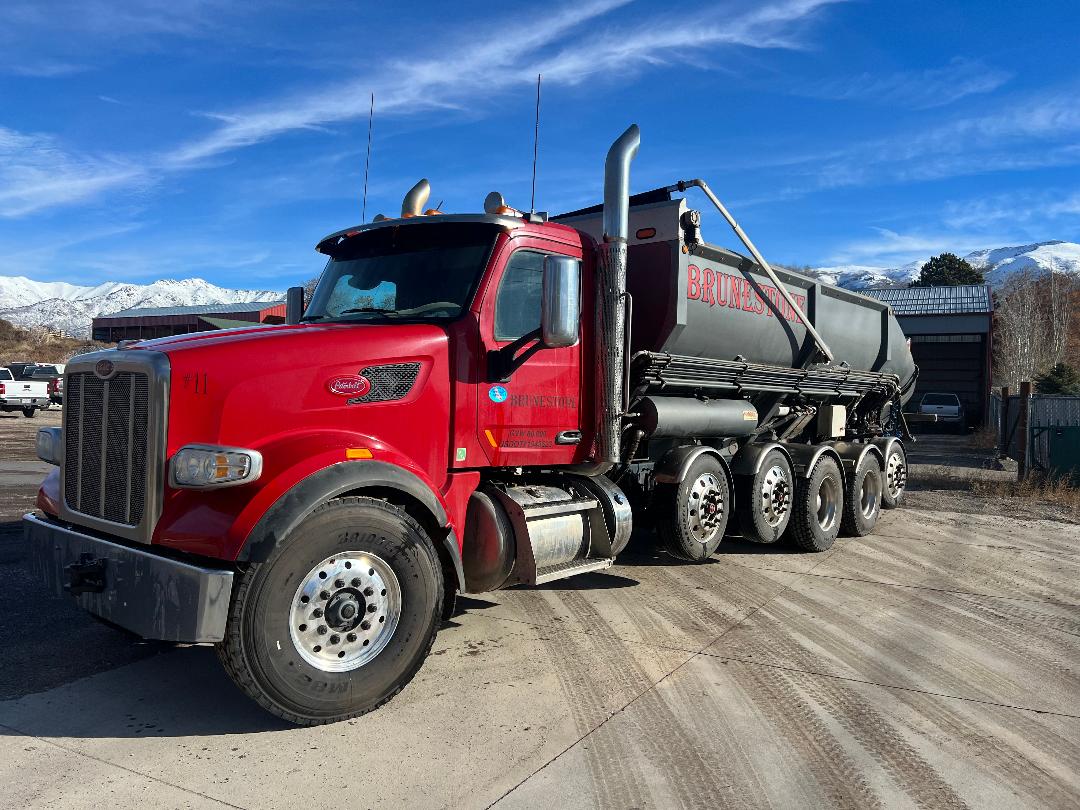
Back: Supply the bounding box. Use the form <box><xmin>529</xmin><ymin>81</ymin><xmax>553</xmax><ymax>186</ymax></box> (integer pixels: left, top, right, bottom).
<box><xmin>24</xmin><ymin>513</ymin><xmax>233</xmax><ymax>643</ymax></box>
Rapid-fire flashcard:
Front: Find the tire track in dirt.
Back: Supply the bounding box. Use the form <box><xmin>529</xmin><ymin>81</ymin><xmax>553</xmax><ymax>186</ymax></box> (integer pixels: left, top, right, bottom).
<box><xmin>776</xmin><ymin>583</ymin><xmax>1080</xmax><ymax>769</ymax></box>
<box><xmin>896</xmin><ymin>689</ymin><xmax>1080</xmax><ymax>807</ymax></box>
<box><xmin>552</xmin><ymin>588</ymin><xmax>744</xmax><ymax>809</ymax></box>
<box><xmin>727</xmin><ymin>591</ymin><xmax>1080</xmax><ymax>805</ymax></box>
<box><xmin>744</xmin><ymin>609</ymin><xmax>971</xmax><ymax>809</ymax></box>
<box><xmin>602</xmin><ymin>564</ymin><xmax>777</xmax><ymax>807</ymax></box>
<box><xmin>856</xmin><ymin>540</ymin><xmax>1080</xmax><ymax>605</ymax></box>
<box><xmin>517</xmin><ymin>591</ymin><xmax>652</xmax><ymax>809</ymax></box>
<box><xmin>767</xmin><ymin>584</ymin><xmax>1046</xmax><ymax>702</ymax></box>
<box><xmin>625</xmin><ymin>563</ymin><xmax>886</xmax><ymax>807</ymax></box>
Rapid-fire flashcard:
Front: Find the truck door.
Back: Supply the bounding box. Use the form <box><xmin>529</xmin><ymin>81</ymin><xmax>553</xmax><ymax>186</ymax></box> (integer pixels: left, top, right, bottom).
<box><xmin>476</xmin><ymin>240</ymin><xmax>587</xmax><ymax>466</ymax></box>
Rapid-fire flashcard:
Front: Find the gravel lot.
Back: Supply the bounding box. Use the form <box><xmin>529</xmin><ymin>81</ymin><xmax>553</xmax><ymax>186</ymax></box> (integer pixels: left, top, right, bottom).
<box><xmin>1</xmin><ymin>413</ymin><xmax>1077</xmax><ymax>809</ymax></box>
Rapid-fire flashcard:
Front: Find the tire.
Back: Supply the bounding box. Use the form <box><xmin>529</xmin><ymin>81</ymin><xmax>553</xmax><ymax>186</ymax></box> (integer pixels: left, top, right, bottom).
<box><xmin>656</xmin><ymin>455</ymin><xmax>730</xmax><ymax>561</ymax></box>
<box><xmin>22</xmin><ymin>406</ymin><xmax>37</xmax><ymax>418</ymax></box>
<box><xmin>735</xmin><ymin>449</ymin><xmax>794</xmax><ymax>543</ymax></box>
<box><xmin>217</xmin><ymin>496</ymin><xmax>443</xmax><ymax>726</ymax></box>
<box><xmin>881</xmin><ymin>444</ymin><xmax>907</xmax><ymax>509</ymax></box>
<box><xmin>841</xmin><ymin>454</ymin><xmax>883</xmax><ymax>537</ymax></box>
<box><xmin>785</xmin><ymin>455</ymin><xmax>843</xmax><ymax>552</ymax></box>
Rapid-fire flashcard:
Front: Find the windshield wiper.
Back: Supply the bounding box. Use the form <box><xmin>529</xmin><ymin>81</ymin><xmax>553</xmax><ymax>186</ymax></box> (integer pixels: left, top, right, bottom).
<box><xmin>338</xmin><ymin>307</ymin><xmax>400</xmax><ymax>316</ymax></box>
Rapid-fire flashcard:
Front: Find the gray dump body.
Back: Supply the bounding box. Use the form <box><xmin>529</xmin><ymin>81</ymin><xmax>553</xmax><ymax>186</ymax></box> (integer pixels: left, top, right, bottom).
<box><xmin>558</xmin><ymin>197</ymin><xmax>917</xmax><ymax>403</ymax></box>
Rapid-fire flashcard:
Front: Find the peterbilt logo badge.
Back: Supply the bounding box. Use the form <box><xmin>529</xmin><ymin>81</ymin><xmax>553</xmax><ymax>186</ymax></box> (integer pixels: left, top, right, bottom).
<box><xmin>94</xmin><ymin>359</ymin><xmax>115</xmax><ymax>378</ymax></box>
<box><xmin>327</xmin><ymin>375</ymin><xmax>371</xmax><ymax>397</ymax></box>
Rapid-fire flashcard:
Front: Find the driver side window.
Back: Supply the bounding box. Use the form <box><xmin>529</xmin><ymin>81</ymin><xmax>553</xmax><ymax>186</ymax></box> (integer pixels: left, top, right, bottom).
<box><xmin>494</xmin><ymin>251</ymin><xmax>545</xmax><ymax>341</ymax></box>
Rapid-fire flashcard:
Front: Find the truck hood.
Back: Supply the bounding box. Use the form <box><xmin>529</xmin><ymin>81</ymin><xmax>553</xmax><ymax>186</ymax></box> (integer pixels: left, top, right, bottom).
<box><xmin>129</xmin><ymin>322</ymin><xmax>451</xmax><ymax>453</ymax></box>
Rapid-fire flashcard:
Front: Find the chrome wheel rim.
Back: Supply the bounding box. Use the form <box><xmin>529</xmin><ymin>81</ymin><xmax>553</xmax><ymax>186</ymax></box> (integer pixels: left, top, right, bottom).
<box><xmin>885</xmin><ymin>451</ymin><xmax>906</xmax><ymax>500</ymax></box>
<box><xmin>815</xmin><ymin>474</ymin><xmax>839</xmax><ymax>532</ymax></box>
<box><xmin>685</xmin><ymin>472</ymin><xmax>725</xmax><ymax>543</ymax></box>
<box><xmin>289</xmin><ymin>551</ymin><xmax>402</xmax><ymax>673</ymax></box>
<box><xmin>760</xmin><ymin>464</ymin><xmax>791</xmax><ymax>527</ymax></box>
<box><xmin>860</xmin><ymin>472</ymin><xmax>881</xmax><ymax>519</ymax></box>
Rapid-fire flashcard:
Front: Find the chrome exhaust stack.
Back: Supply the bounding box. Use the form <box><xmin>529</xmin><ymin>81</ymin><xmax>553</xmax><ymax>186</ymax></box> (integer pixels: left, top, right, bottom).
<box><xmin>594</xmin><ymin>124</ymin><xmax>640</xmax><ymax>464</ymax></box>
<box><xmin>401</xmin><ymin>179</ymin><xmax>431</xmax><ymax>217</ymax></box>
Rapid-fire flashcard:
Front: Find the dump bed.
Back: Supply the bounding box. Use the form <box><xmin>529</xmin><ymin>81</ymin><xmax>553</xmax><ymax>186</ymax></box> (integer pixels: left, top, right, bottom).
<box><xmin>557</xmin><ymin>197</ymin><xmax>917</xmax><ymax>402</ymax></box>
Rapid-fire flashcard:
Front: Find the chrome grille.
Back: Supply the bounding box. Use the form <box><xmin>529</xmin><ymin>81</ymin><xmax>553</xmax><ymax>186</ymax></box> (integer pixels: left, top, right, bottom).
<box><xmin>351</xmin><ymin>363</ymin><xmax>421</xmax><ymax>404</ymax></box>
<box><xmin>64</xmin><ymin>370</ymin><xmax>150</xmax><ymax>526</ymax></box>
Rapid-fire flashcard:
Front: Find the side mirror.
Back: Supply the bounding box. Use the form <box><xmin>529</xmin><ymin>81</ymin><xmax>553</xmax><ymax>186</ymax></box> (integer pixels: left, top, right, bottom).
<box><xmin>285</xmin><ymin>286</ymin><xmax>305</xmax><ymax>325</ymax></box>
<box><xmin>540</xmin><ymin>256</ymin><xmax>581</xmax><ymax>348</ymax></box>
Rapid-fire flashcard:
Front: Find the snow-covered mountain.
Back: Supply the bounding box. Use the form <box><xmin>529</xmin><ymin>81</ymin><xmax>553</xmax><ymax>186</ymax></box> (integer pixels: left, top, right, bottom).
<box><xmin>0</xmin><ymin>276</ymin><xmax>283</xmax><ymax>338</ymax></box>
<box><xmin>811</xmin><ymin>240</ymin><xmax>1080</xmax><ymax>290</ymax></box>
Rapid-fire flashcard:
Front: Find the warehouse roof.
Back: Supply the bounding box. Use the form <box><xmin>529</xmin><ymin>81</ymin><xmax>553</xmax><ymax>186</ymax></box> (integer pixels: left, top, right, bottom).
<box><xmin>102</xmin><ymin>300</ymin><xmax>284</xmax><ymax>319</ymax></box>
<box><xmin>862</xmin><ymin>284</ymin><xmax>992</xmax><ymax>315</ymax></box>
<box><xmin>197</xmin><ymin>316</ymin><xmax>266</xmax><ymax>330</ymax></box>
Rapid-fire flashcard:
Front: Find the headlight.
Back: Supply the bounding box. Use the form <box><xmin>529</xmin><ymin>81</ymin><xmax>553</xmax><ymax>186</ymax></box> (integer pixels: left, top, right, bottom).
<box><xmin>36</xmin><ymin>427</ymin><xmax>62</xmax><ymax>465</ymax></box>
<box><xmin>169</xmin><ymin>445</ymin><xmax>263</xmax><ymax>489</ymax></box>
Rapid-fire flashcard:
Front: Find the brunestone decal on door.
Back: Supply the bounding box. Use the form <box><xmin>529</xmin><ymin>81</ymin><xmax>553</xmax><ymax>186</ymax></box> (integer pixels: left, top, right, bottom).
<box><xmin>508</xmin><ymin>393</ymin><xmax>577</xmax><ymax>409</ymax></box>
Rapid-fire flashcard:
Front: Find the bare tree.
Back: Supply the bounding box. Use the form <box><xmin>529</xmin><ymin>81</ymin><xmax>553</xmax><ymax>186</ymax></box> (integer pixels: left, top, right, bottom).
<box><xmin>994</xmin><ymin>270</ymin><xmax>1080</xmax><ymax>389</ymax></box>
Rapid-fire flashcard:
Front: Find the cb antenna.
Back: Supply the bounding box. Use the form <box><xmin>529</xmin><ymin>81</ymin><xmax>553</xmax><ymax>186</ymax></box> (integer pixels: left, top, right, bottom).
<box><xmin>362</xmin><ymin>92</ymin><xmax>375</xmax><ymax>222</ymax></box>
<box><xmin>530</xmin><ymin>73</ymin><xmax>541</xmax><ymax>213</ymax></box>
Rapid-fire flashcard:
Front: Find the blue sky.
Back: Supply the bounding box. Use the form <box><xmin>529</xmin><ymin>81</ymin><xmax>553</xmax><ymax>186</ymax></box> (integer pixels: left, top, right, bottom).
<box><xmin>1</xmin><ymin>0</ymin><xmax>1079</xmax><ymax>289</ymax></box>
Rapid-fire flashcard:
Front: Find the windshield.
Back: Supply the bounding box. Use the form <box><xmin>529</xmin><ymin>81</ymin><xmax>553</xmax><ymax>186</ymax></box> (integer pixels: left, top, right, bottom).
<box><xmin>922</xmin><ymin>393</ymin><xmax>959</xmax><ymax>406</ymax></box>
<box><xmin>304</xmin><ymin>223</ymin><xmax>499</xmax><ymax>323</ymax></box>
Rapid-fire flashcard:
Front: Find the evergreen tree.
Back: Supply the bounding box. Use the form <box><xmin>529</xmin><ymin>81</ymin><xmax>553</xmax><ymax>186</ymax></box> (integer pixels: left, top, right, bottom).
<box><xmin>910</xmin><ymin>253</ymin><xmax>984</xmax><ymax>287</ymax></box>
<box><xmin>1034</xmin><ymin>362</ymin><xmax>1080</xmax><ymax>395</ymax></box>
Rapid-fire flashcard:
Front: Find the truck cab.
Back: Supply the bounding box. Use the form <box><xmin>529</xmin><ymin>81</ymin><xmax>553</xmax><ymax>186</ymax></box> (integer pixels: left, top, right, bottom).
<box><xmin>25</xmin><ymin>125</ymin><xmax>914</xmax><ymax>725</ymax></box>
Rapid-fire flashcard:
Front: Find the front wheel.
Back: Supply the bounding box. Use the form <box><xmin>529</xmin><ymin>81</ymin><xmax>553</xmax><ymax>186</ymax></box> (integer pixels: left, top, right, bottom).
<box><xmin>217</xmin><ymin>496</ymin><xmax>443</xmax><ymax>726</ymax></box>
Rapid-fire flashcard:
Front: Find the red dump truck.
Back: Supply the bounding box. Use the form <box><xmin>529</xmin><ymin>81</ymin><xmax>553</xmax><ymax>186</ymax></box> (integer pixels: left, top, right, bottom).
<box><xmin>26</xmin><ymin>125</ymin><xmax>916</xmax><ymax>725</ymax></box>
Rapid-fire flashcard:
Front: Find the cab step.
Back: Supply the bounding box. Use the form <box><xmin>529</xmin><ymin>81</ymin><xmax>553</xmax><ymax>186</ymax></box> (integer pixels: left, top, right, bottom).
<box><xmin>534</xmin><ymin>557</ymin><xmax>614</xmax><ymax>585</ymax></box>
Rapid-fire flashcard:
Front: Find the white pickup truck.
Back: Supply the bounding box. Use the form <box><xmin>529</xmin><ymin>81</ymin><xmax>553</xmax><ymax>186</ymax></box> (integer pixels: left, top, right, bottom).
<box><xmin>0</xmin><ymin>367</ymin><xmax>50</xmax><ymax>417</ymax></box>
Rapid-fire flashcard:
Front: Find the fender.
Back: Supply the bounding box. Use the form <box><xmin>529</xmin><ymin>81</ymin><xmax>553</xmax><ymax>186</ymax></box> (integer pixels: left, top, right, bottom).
<box><xmin>779</xmin><ymin>442</ymin><xmax>846</xmax><ymax>484</ymax></box>
<box><xmin>730</xmin><ymin>441</ymin><xmax>793</xmax><ymax>477</ymax></box>
<box><xmin>870</xmin><ymin>435</ymin><xmax>904</xmax><ymax>463</ymax></box>
<box><xmin>829</xmin><ymin>441</ymin><xmax>885</xmax><ymax>475</ymax></box>
<box><xmin>238</xmin><ymin>460</ymin><xmax>466</xmax><ymax>592</ymax></box>
<box><xmin>653</xmin><ymin>444</ymin><xmax>733</xmax><ymax>492</ymax></box>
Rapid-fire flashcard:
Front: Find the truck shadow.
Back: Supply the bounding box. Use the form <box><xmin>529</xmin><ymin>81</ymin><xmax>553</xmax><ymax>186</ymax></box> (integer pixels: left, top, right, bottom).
<box><xmin>0</xmin><ymin>593</ymin><xmax>521</xmax><ymax>739</ymax></box>
<box><xmin>0</xmin><ymin>645</ymin><xmax>293</xmax><ymax>738</ymax></box>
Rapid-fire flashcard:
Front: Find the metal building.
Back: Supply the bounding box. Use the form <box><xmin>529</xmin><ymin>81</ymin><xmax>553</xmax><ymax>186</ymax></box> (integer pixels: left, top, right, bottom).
<box><xmin>864</xmin><ymin>284</ymin><xmax>994</xmax><ymax>426</ymax></box>
<box><xmin>92</xmin><ymin>301</ymin><xmax>286</xmax><ymax>343</ymax></box>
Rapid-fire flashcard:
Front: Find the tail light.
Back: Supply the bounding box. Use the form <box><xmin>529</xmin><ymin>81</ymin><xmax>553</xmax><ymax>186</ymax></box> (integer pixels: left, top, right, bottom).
<box><xmin>0</xmin><ymin>383</ymin><xmax>5</xmax><ymax>395</ymax></box>
<box><xmin>48</xmin><ymin>378</ymin><xmax>58</xmax><ymax>394</ymax></box>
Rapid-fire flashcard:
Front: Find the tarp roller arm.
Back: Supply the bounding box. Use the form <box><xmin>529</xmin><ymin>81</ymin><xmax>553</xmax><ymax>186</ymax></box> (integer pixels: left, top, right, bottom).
<box><xmin>666</xmin><ymin>178</ymin><xmax>834</xmax><ymax>364</ymax></box>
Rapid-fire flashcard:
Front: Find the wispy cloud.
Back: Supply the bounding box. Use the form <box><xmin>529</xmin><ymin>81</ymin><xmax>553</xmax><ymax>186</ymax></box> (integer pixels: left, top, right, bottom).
<box><xmin>165</xmin><ymin>0</ymin><xmax>845</xmax><ymax>167</ymax></box>
<box><xmin>822</xmin><ymin>184</ymin><xmax>1080</xmax><ymax>267</ymax></box>
<box><xmin>2</xmin><ymin>0</ymin><xmax>232</xmax><ymax>40</ymax></box>
<box><xmin>0</xmin><ymin>0</ymin><xmax>845</xmax><ymax>218</ymax></box>
<box><xmin>3</xmin><ymin>59</ymin><xmax>91</xmax><ymax>78</ymax></box>
<box><xmin>824</xmin><ymin>226</ymin><xmax>1009</xmax><ymax>266</ymax></box>
<box><xmin>0</xmin><ymin>127</ymin><xmax>147</xmax><ymax>217</ymax></box>
<box><xmin>798</xmin><ymin>57</ymin><xmax>1011</xmax><ymax>109</ymax></box>
<box><xmin>750</xmin><ymin>86</ymin><xmax>1080</xmax><ymax>205</ymax></box>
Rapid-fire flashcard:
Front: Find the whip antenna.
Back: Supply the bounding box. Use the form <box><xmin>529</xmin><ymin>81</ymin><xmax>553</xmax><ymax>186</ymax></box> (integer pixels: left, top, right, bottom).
<box><xmin>530</xmin><ymin>73</ymin><xmax>541</xmax><ymax>213</ymax></box>
<box><xmin>362</xmin><ymin>92</ymin><xmax>374</xmax><ymax>222</ymax></box>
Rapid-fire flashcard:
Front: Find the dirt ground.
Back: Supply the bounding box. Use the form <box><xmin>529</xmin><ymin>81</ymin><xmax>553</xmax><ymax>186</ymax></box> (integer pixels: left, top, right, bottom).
<box><xmin>1</xmin><ymin>416</ymin><xmax>1077</xmax><ymax>809</ymax></box>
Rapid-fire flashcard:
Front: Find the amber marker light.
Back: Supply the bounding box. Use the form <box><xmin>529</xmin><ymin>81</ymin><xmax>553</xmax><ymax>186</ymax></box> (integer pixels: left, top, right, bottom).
<box><xmin>345</xmin><ymin>448</ymin><xmax>374</xmax><ymax>459</ymax></box>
